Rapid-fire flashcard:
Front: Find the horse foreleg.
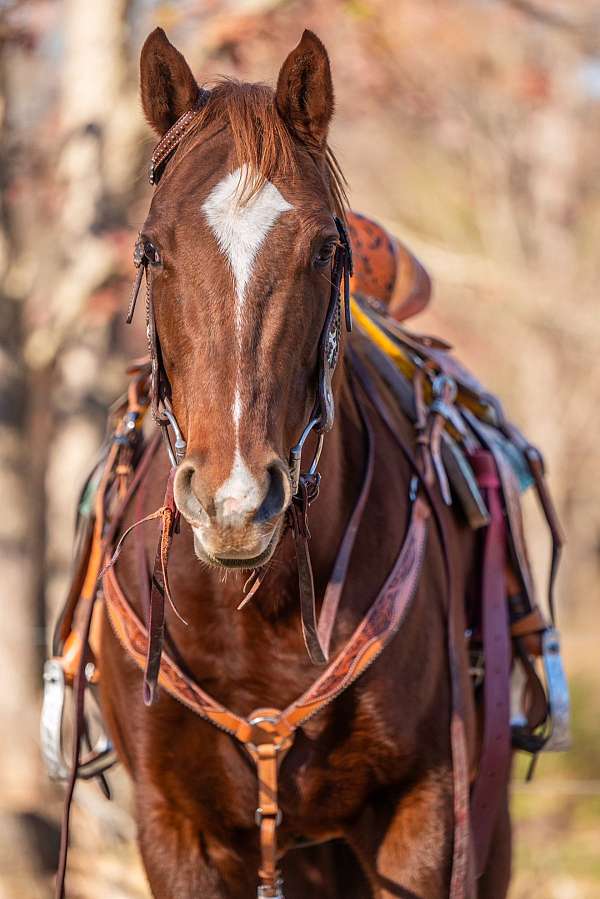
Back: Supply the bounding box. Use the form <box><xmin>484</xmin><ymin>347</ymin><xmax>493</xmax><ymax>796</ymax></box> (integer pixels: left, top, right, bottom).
<box><xmin>135</xmin><ymin>791</ymin><xmax>369</xmax><ymax>899</ymax></box>
<box><xmin>136</xmin><ymin>785</ymin><xmax>254</xmax><ymax>899</ymax></box>
<box><xmin>345</xmin><ymin>770</ymin><xmax>454</xmax><ymax>899</ymax></box>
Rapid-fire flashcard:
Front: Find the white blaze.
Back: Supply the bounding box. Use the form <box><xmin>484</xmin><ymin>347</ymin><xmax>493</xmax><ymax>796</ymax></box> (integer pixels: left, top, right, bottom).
<box><xmin>202</xmin><ymin>165</ymin><xmax>292</xmax><ymax>516</ymax></box>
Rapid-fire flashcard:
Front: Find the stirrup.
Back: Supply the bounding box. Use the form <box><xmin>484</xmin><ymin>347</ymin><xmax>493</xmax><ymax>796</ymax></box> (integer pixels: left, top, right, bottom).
<box><xmin>40</xmin><ymin>659</ymin><xmax>118</xmax><ymax>783</ymax></box>
<box><xmin>540</xmin><ymin>628</ymin><xmax>571</xmax><ymax>752</ymax></box>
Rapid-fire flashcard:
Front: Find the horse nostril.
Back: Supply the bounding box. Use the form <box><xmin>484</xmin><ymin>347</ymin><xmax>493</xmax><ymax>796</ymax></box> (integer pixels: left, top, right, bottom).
<box><xmin>254</xmin><ymin>461</ymin><xmax>290</xmax><ymax>524</ymax></box>
<box><xmin>173</xmin><ymin>461</ymin><xmax>209</xmax><ymax>526</ymax></box>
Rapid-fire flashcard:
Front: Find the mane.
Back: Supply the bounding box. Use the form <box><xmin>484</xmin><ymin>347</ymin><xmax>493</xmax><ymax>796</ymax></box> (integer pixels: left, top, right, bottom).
<box><xmin>192</xmin><ymin>78</ymin><xmax>348</xmax><ymax>216</ymax></box>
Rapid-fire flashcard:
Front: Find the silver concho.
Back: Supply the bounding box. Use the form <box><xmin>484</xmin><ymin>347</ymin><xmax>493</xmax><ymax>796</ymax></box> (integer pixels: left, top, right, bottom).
<box><xmin>326</xmin><ymin>301</ymin><xmax>341</xmax><ymax>371</ymax></box>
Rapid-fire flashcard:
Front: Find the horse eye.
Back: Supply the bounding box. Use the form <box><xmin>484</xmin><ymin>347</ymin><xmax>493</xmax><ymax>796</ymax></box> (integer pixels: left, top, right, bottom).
<box><xmin>314</xmin><ymin>241</ymin><xmax>336</xmax><ymax>268</ymax></box>
<box><xmin>144</xmin><ymin>241</ymin><xmax>161</xmax><ymax>266</ymax></box>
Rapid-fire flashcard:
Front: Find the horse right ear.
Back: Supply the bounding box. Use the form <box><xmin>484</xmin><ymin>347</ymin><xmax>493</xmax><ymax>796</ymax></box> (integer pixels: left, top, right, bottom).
<box><xmin>275</xmin><ymin>30</ymin><xmax>334</xmax><ymax>151</ymax></box>
<box><xmin>140</xmin><ymin>28</ymin><xmax>198</xmax><ymax>135</ymax></box>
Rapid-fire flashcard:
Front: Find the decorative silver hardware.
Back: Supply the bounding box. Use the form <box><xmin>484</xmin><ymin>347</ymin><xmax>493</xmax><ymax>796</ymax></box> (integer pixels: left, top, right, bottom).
<box><xmin>541</xmin><ymin>628</ymin><xmax>571</xmax><ymax>752</ymax></box>
<box><xmin>468</xmin><ymin>649</ymin><xmax>485</xmax><ymax>689</ymax></box>
<box><xmin>41</xmin><ymin>660</ymin><xmax>70</xmax><ymax>781</ymax></box>
<box><xmin>247</xmin><ymin>713</ymin><xmax>281</xmax><ymax>755</ymax></box>
<box><xmin>257</xmin><ymin>881</ymin><xmax>284</xmax><ymax>899</ymax></box>
<box><xmin>289</xmin><ymin>415</ymin><xmax>321</xmax><ymax>496</ymax></box>
<box><xmin>160</xmin><ymin>400</ymin><xmax>187</xmax><ymax>467</ymax></box>
<box><xmin>255</xmin><ymin>807</ymin><xmax>283</xmax><ymax>826</ymax></box>
<box><xmin>40</xmin><ymin>659</ymin><xmax>118</xmax><ymax>783</ymax></box>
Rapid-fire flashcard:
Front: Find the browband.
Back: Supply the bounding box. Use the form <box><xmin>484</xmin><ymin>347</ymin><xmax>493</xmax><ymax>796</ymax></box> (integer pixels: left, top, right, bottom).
<box><xmin>149</xmin><ymin>88</ymin><xmax>211</xmax><ymax>185</ymax></box>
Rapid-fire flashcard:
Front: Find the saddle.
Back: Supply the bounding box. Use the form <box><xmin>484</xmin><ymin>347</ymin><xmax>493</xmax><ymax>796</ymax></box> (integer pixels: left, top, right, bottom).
<box><xmin>42</xmin><ymin>214</ymin><xmax>570</xmax><ymax>898</ymax></box>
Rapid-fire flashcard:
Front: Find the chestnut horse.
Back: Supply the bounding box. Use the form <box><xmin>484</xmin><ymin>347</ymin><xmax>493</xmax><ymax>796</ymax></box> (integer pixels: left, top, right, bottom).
<box><xmin>99</xmin><ymin>29</ymin><xmax>511</xmax><ymax>899</ymax></box>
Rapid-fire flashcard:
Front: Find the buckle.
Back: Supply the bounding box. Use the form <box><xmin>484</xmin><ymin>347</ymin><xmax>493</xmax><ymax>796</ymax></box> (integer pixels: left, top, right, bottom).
<box><xmin>247</xmin><ymin>713</ymin><xmax>283</xmax><ymax>754</ymax></box>
<box><xmin>468</xmin><ymin>648</ymin><xmax>485</xmax><ymax>689</ymax></box>
<box><xmin>257</xmin><ymin>881</ymin><xmax>284</xmax><ymax>899</ymax></box>
<box><xmin>255</xmin><ymin>808</ymin><xmax>283</xmax><ymax>827</ymax></box>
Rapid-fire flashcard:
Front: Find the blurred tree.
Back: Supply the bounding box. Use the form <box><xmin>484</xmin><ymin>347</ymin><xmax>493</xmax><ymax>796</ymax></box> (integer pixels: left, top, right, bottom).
<box><xmin>0</xmin><ymin>12</ymin><xmax>41</xmax><ymax>804</ymax></box>
<box><xmin>36</xmin><ymin>0</ymin><xmax>145</xmax><ymax>623</ymax></box>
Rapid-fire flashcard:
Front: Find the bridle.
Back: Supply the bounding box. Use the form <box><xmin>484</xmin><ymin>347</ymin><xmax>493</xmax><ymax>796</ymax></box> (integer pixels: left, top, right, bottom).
<box><xmin>127</xmin><ymin>96</ymin><xmax>353</xmax><ymax>476</ymax></box>
<box><xmin>127</xmin><ymin>214</ymin><xmax>353</xmax><ymax>478</ymax></box>
<box><xmin>125</xmin><ymin>97</ymin><xmax>354</xmax><ymax>665</ymax></box>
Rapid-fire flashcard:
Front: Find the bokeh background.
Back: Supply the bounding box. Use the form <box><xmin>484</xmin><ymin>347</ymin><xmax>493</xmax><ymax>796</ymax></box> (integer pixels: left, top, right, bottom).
<box><xmin>0</xmin><ymin>0</ymin><xmax>598</xmax><ymax>896</ymax></box>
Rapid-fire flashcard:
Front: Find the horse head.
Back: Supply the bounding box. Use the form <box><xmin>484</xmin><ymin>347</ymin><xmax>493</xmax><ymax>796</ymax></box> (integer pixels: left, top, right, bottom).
<box><xmin>138</xmin><ymin>28</ymin><xmax>348</xmax><ymax>569</ymax></box>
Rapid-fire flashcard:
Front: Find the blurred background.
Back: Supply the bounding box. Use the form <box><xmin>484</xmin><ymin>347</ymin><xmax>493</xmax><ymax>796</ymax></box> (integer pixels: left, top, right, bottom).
<box><xmin>0</xmin><ymin>0</ymin><xmax>598</xmax><ymax>896</ymax></box>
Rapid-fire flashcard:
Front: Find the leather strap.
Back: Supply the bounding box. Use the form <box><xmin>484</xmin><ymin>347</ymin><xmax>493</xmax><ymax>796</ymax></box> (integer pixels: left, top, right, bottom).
<box><xmin>522</xmin><ymin>445</ymin><xmax>564</xmax><ymax>625</ymax></box>
<box><xmin>256</xmin><ymin>743</ymin><xmax>284</xmax><ymax>897</ymax></box>
<box><xmin>464</xmin><ymin>413</ymin><xmax>537</xmax><ymax>609</ymax></box>
<box><xmin>55</xmin><ymin>441</ymin><xmax>119</xmax><ymax>899</ymax></box>
<box><xmin>317</xmin><ymin>379</ymin><xmax>375</xmax><ymax>657</ymax></box>
<box><xmin>469</xmin><ymin>451</ymin><xmax>511</xmax><ymax>878</ymax></box>
<box><xmin>510</xmin><ymin>607</ymin><xmax>546</xmax><ymax>640</ymax></box>
<box><xmin>289</xmin><ymin>479</ymin><xmax>327</xmax><ymax>666</ymax></box>
<box><xmin>144</xmin><ymin>471</ymin><xmax>177</xmax><ymax>705</ymax></box>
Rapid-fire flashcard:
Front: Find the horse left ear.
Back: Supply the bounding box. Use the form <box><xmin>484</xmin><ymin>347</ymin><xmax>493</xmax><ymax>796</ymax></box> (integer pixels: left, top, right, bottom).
<box><xmin>275</xmin><ymin>30</ymin><xmax>334</xmax><ymax>151</ymax></box>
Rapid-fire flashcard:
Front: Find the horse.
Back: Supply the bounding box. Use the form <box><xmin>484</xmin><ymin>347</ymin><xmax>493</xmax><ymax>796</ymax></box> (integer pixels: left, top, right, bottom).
<box><xmin>95</xmin><ymin>28</ymin><xmax>512</xmax><ymax>899</ymax></box>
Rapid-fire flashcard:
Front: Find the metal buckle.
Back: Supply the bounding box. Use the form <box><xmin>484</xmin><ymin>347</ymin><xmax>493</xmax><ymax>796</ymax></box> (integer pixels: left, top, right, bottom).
<box><xmin>246</xmin><ymin>713</ymin><xmax>283</xmax><ymax>754</ymax></box>
<box><xmin>255</xmin><ymin>807</ymin><xmax>283</xmax><ymax>827</ymax></box>
<box><xmin>541</xmin><ymin>628</ymin><xmax>571</xmax><ymax>751</ymax></box>
<box><xmin>468</xmin><ymin>648</ymin><xmax>485</xmax><ymax>689</ymax></box>
<box><xmin>159</xmin><ymin>399</ymin><xmax>187</xmax><ymax>467</ymax></box>
<box><xmin>40</xmin><ymin>659</ymin><xmax>118</xmax><ymax>783</ymax></box>
<box><xmin>257</xmin><ymin>881</ymin><xmax>284</xmax><ymax>899</ymax></box>
<box><xmin>289</xmin><ymin>416</ymin><xmax>321</xmax><ymax>496</ymax></box>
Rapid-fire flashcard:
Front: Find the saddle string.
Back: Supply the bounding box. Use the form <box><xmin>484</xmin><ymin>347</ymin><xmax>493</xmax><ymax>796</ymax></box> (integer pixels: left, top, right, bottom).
<box><xmin>100</xmin><ymin>501</ymin><xmax>188</xmax><ymax>627</ymax></box>
<box><xmin>238</xmin><ymin>566</ymin><xmax>272</xmax><ymax>610</ymax></box>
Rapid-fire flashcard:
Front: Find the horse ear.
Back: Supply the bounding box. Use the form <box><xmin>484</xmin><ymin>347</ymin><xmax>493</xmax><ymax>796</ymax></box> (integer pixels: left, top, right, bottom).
<box><xmin>275</xmin><ymin>30</ymin><xmax>334</xmax><ymax>150</ymax></box>
<box><xmin>140</xmin><ymin>28</ymin><xmax>198</xmax><ymax>135</ymax></box>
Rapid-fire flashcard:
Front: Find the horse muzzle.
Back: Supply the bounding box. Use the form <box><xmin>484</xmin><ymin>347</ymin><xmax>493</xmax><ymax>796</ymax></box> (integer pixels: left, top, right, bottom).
<box><xmin>173</xmin><ymin>455</ymin><xmax>290</xmax><ymax>568</ymax></box>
